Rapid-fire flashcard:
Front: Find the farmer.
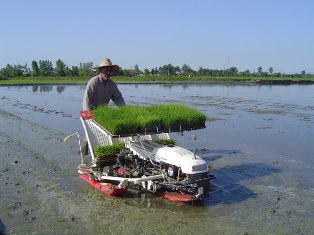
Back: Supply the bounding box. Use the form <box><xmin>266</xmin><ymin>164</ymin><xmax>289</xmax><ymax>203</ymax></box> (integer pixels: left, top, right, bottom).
<box><xmin>82</xmin><ymin>58</ymin><xmax>125</xmax><ymax>111</ymax></box>
<box><xmin>82</xmin><ymin>58</ymin><xmax>125</xmax><ymax>154</ymax></box>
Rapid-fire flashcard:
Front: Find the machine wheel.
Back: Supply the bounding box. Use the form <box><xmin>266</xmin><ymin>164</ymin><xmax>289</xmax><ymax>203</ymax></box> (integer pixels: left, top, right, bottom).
<box><xmin>166</xmin><ymin>164</ymin><xmax>177</xmax><ymax>178</ymax></box>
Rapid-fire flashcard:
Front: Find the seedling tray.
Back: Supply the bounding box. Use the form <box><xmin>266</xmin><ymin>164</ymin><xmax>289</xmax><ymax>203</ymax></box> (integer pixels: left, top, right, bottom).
<box><xmin>92</xmin><ymin>104</ymin><xmax>206</xmax><ymax>135</ymax></box>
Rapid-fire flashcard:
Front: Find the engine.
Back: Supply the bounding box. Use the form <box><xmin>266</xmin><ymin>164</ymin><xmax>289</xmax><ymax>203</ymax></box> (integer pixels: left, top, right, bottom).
<box><xmin>99</xmin><ymin>141</ymin><xmax>210</xmax><ymax>196</ymax></box>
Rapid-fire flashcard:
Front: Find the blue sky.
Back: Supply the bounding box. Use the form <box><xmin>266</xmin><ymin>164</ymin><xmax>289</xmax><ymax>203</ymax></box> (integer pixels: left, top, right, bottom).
<box><xmin>1</xmin><ymin>0</ymin><xmax>313</xmax><ymax>74</ymax></box>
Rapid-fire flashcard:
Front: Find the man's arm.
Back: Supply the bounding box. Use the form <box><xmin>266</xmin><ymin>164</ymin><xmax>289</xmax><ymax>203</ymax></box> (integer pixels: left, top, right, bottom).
<box><xmin>112</xmin><ymin>86</ymin><xmax>125</xmax><ymax>107</ymax></box>
<box><xmin>82</xmin><ymin>82</ymin><xmax>94</xmax><ymax>110</ymax></box>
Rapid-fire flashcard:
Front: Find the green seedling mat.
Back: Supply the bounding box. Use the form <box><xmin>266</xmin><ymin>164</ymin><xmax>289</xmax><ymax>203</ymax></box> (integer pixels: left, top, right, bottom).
<box><xmin>93</xmin><ymin>104</ymin><xmax>206</xmax><ymax>135</ymax></box>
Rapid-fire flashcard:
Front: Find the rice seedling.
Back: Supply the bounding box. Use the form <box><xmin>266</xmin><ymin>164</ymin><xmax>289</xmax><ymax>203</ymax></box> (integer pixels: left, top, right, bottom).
<box><xmin>148</xmin><ymin>104</ymin><xmax>206</xmax><ymax>130</ymax></box>
<box><xmin>93</xmin><ymin>142</ymin><xmax>125</xmax><ymax>159</ymax></box>
<box><xmin>93</xmin><ymin>104</ymin><xmax>206</xmax><ymax>135</ymax></box>
<box><xmin>153</xmin><ymin>138</ymin><xmax>176</xmax><ymax>146</ymax></box>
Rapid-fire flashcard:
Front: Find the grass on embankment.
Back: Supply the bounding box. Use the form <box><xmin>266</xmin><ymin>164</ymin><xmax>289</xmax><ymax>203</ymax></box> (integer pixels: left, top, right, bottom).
<box><xmin>1</xmin><ymin>76</ymin><xmax>314</xmax><ymax>85</ymax></box>
<box><xmin>0</xmin><ymin>76</ymin><xmax>89</xmax><ymax>85</ymax></box>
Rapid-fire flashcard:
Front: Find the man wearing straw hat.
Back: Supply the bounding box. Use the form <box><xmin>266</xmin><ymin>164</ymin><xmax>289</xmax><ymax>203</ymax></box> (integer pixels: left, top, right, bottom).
<box><xmin>82</xmin><ymin>58</ymin><xmax>125</xmax><ymax>155</ymax></box>
<box><xmin>82</xmin><ymin>58</ymin><xmax>125</xmax><ymax>111</ymax></box>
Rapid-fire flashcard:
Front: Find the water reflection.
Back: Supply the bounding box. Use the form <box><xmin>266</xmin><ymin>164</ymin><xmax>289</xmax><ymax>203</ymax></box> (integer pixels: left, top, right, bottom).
<box><xmin>32</xmin><ymin>85</ymin><xmax>38</xmax><ymax>92</ymax></box>
<box><xmin>2</xmin><ymin>84</ymin><xmax>69</xmax><ymax>94</ymax></box>
<box><xmin>56</xmin><ymin>85</ymin><xmax>66</xmax><ymax>94</ymax></box>
<box><xmin>37</xmin><ymin>85</ymin><xmax>52</xmax><ymax>93</ymax></box>
<box><xmin>205</xmin><ymin>162</ymin><xmax>280</xmax><ymax>206</ymax></box>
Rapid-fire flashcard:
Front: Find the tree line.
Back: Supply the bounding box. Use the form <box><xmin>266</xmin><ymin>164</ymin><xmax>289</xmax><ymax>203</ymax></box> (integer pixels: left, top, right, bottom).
<box><xmin>0</xmin><ymin>59</ymin><xmax>312</xmax><ymax>80</ymax></box>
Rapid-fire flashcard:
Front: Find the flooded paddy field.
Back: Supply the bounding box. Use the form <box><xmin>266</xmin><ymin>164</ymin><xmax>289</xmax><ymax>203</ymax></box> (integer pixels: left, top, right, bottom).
<box><xmin>0</xmin><ymin>83</ymin><xmax>313</xmax><ymax>234</ymax></box>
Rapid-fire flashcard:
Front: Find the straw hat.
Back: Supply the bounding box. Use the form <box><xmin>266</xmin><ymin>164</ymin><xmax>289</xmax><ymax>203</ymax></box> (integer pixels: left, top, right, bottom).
<box><xmin>94</xmin><ymin>58</ymin><xmax>119</xmax><ymax>72</ymax></box>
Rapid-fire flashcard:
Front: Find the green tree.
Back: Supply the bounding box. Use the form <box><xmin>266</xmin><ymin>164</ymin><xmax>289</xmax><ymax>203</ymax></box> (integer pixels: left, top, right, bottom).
<box><xmin>71</xmin><ymin>66</ymin><xmax>79</xmax><ymax>76</ymax></box>
<box><xmin>181</xmin><ymin>64</ymin><xmax>195</xmax><ymax>76</ymax></box>
<box><xmin>175</xmin><ymin>66</ymin><xmax>181</xmax><ymax>75</ymax></box>
<box><xmin>197</xmin><ymin>67</ymin><xmax>209</xmax><ymax>76</ymax></box>
<box><xmin>121</xmin><ymin>69</ymin><xmax>131</xmax><ymax>76</ymax></box>
<box><xmin>268</xmin><ymin>67</ymin><xmax>273</xmax><ymax>74</ymax></box>
<box><xmin>15</xmin><ymin>64</ymin><xmax>23</xmax><ymax>77</ymax></box>
<box><xmin>31</xmin><ymin>60</ymin><xmax>39</xmax><ymax>76</ymax></box>
<box><xmin>79</xmin><ymin>62</ymin><xmax>93</xmax><ymax>77</ymax></box>
<box><xmin>133</xmin><ymin>64</ymin><xmax>141</xmax><ymax>75</ymax></box>
<box><xmin>239</xmin><ymin>69</ymin><xmax>251</xmax><ymax>77</ymax></box>
<box><xmin>228</xmin><ymin>66</ymin><xmax>238</xmax><ymax>76</ymax></box>
<box><xmin>39</xmin><ymin>60</ymin><xmax>54</xmax><ymax>76</ymax></box>
<box><xmin>158</xmin><ymin>64</ymin><xmax>177</xmax><ymax>76</ymax></box>
<box><xmin>258</xmin><ymin>66</ymin><xmax>263</xmax><ymax>75</ymax></box>
<box><xmin>2</xmin><ymin>64</ymin><xmax>24</xmax><ymax>77</ymax></box>
<box><xmin>55</xmin><ymin>59</ymin><xmax>66</xmax><ymax>76</ymax></box>
<box><xmin>150</xmin><ymin>68</ymin><xmax>158</xmax><ymax>76</ymax></box>
<box><xmin>301</xmin><ymin>70</ymin><xmax>306</xmax><ymax>78</ymax></box>
<box><xmin>144</xmin><ymin>68</ymin><xmax>150</xmax><ymax>76</ymax></box>
<box><xmin>64</xmin><ymin>66</ymin><xmax>73</xmax><ymax>76</ymax></box>
<box><xmin>0</xmin><ymin>66</ymin><xmax>10</xmax><ymax>78</ymax></box>
<box><xmin>21</xmin><ymin>63</ymin><xmax>31</xmax><ymax>76</ymax></box>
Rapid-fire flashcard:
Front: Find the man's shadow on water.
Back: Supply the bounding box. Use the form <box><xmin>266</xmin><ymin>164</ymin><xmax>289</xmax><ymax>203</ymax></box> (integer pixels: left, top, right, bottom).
<box><xmin>0</xmin><ymin>218</ymin><xmax>5</xmax><ymax>235</ymax></box>
<box><xmin>196</xmin><ymin>148</ymin><xmax>281</xmax><ymax>207</ymax></box>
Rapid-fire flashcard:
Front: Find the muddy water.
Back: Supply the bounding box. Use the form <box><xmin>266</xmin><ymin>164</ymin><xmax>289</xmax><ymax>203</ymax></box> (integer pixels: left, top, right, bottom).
<box><xmin>0</xmin><ymin>83</ymin><xmax>314</xmax><ymax>234</ymax></box>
